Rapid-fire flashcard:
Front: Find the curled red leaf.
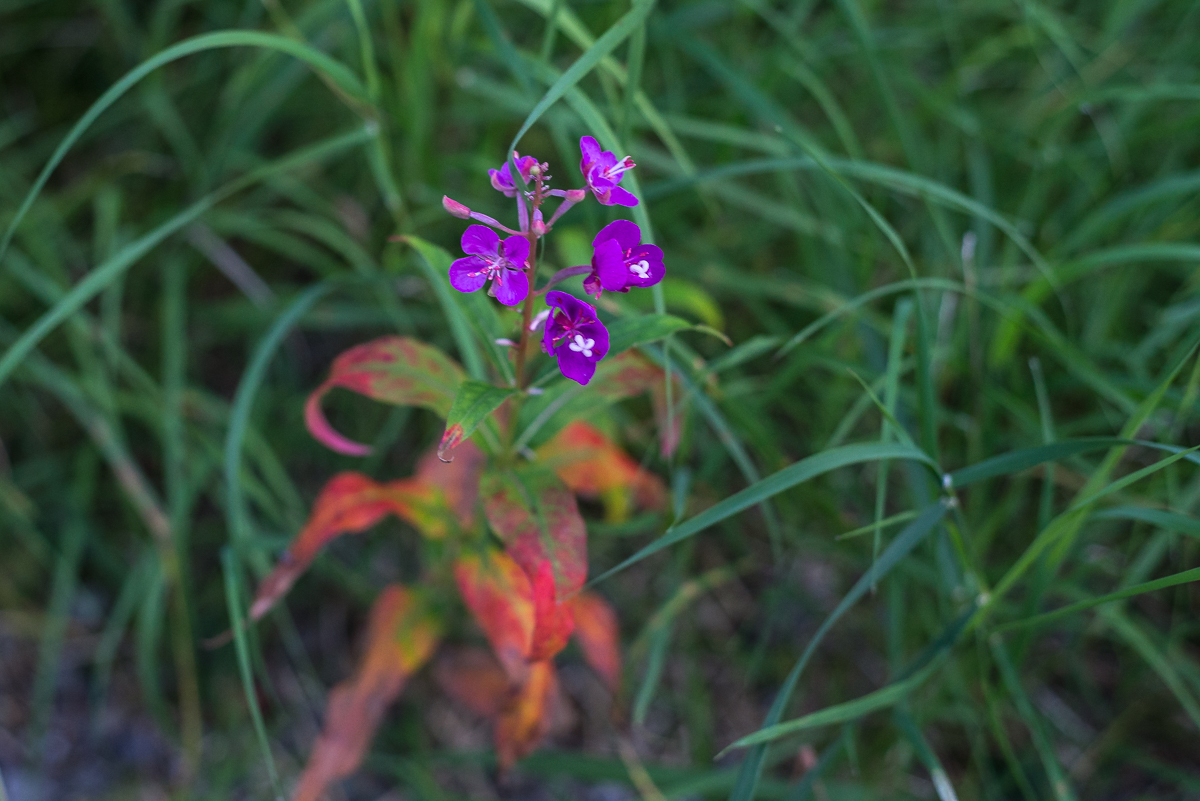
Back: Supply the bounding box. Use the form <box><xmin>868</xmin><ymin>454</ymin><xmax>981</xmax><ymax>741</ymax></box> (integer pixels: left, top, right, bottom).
<box><xmin>305</xmin><ymin>336</ymin><xmax>464</xmax><ymax>455</ymax></box>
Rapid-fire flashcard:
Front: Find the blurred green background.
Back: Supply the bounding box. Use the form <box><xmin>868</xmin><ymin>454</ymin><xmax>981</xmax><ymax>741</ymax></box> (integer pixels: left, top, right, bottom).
<box><xmin>2</xmin><ymin>0</ymin><xmax>1200</xmax><ymax>798</ymax></box>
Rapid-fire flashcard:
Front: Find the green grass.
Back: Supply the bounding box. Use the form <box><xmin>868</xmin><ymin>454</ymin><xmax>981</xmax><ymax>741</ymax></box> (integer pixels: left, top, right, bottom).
<box><xmin>2</xmin><ymin>0</ymin><xmax>1200</xmax><ymax>799</ymax></box>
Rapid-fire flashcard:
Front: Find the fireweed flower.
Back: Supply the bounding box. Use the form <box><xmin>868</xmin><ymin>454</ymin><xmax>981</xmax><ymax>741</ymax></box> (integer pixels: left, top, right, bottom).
<box><xmin>543</xmin><ymin>291</ymin><xmax>609</xmax><ymax>385</ymax></box>
<box><xmin>449</xmin><ymin>225</ymin><xmax>530</xmax><ymax>306</ymax></box>
<box><xmin>579</xmin><ymin>136</ymin><xmax>637</xmax><ymax>207</ymax></box>
<box><xmin>582</xmin><ymin>220</ymin><xmax>664</xmax><ymax>298</ymax></box>
<box><xmin>489</xmin><ymin>152</ymin><xmax>539</xmax><ymax>197</ymax></box>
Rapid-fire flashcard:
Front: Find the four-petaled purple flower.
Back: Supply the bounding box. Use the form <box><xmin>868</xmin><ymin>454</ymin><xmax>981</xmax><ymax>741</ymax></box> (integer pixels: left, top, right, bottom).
<box><xmin>449</xmin><ymin>225</ymin><xmax>530</xmax><ymax>306</ymax></box>
<box><xmin>543</xmin><ymin>291</ymin><xmax>610</xmax><ymax>385</ymax></box>
<box><xmin>489</xmin><ymin>152</ymin><xmax>539</xmax><ymax>197</ymax></box>
<box><xmin>579</xmin><ymin>136</ymin><xmax>638</xmax><ymax>207</ymax></box>
<box><xmin>582</xmin><ymin>220</ymin><xmax>664</xmax><ymax>298</ymax></box>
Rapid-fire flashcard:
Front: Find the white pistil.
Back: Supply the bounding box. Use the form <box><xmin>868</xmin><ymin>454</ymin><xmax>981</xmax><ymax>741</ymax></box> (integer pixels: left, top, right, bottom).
<box><xmin>567</xmin><ymin>334</ymin><xmax>595</xmax><ymax>358</ymax></box>
<box><xmin>629</xmin><ymin>260</ymin><xmax>651</xmax><ymax>279</ymax></box>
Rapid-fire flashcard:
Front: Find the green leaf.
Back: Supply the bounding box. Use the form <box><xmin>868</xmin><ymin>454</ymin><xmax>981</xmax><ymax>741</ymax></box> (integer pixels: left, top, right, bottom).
<box><xmin>438</xmin><ymin>380</ymin><xmax>514</xmax><ymax>460</ymax></box>
<box><xmin>728</xmin><ymin>502</ymin><xmax>949</xmax><ymax>801</ymax></box>
<box><xmin>948</xmin><ymin>437</ymin><xmax>1200</xmax><ymax>488</ymax></box>
<box><xmin>0</xmin><ymin>127</ymin><xmax>373</xmax><ymax>390</ymax></box>
<box><xmin>506</xmin><ymin>0</ymin><xmax>654</xmax><ymax>156</ymax></box>
<box><xmin>607</xmin><ymin>313</ymin><xmax>693</xmax><ymax>355</ymax></box>
<box><xmin>0</xmin><ymin>29</ymin><xmax>369</xmax><ymax>264</ymax></box>
<box><xmin>994</xmin><ymin>566</ymin><xmax>1200</xmax><ymax>633</ymax></box>
<box><xmin>722</xmin><ymin>658</ymin><xmax>943</xmax><ymax>751</ymax></box>
<box><xmin>592</xmin><ymin>443</ymin><xmax>940</xmax><ymax>586</ymax></box>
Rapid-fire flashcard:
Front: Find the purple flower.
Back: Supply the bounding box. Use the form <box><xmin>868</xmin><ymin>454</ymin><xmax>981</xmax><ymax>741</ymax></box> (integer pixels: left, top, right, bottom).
<box><xmin>449</xmin><ymin>225</ymin><xmax>530</xmax><ymax>306</ymax></box>
<box><xmin>579</xmin><ymin>136</ymin><xmax>638</xmax><ymax>207</ymax></box>
<box><xmin>543</xmin><ymin>291</ymin><xmax>609</xmax><ymax>385</ymax></box>
<box><xmin>582</xmin><ymin>220</ymin><xmax>664</xmax><ymax>298</ymax></box>
<box><xmin>489</xmin><ymin>152</ymin><xmax>539</xmax><ymax>197</ymax></box>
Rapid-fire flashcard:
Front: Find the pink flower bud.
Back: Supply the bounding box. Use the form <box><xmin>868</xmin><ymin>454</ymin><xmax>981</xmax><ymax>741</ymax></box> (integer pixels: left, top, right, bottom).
<box><xmin>565</xmin><ymin>188</ymin><xmax>587</xmax><ymax>203</ymax></box>
<box><xmin>442</xmin><ymin>195</ymin><xmax>471</xmax><ymax>219</ymax></box>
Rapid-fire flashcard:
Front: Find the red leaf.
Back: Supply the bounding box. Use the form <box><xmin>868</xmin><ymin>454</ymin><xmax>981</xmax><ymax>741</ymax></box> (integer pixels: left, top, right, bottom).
<box><xmin>453</xmin><ymin>549</ymin><xmax>534</xmax><ymax>681</ymax></box>
<box><xmin>305</xmin><ymin>336</ymin><xmax>464</xmax><ymax>455</ymax></box>
<box><xmin>539</xmin><ymin>421</ymin><xmax>667</xmax><ymax>510</ymax></box>
<box><xmin>433</xmin><ymin>647</ymin><xmax>514</xmax><ymax>718</ymax></box>
<box><xmin>249</xmin><ymin>473</ymin><xmax>447</xmax><ymax>621</ymax></box>
<box><xmin>415</xmin><ymin>438</ymin><xmax>485</xmax><ymax>528</ymax></box>
<box><xmin>480</xmin><ymin>468</ymin><xmax>587</xmax><ymax>598</ymax></box>
<box><xmin>567</xmin><ymin>592</ymin><xmax>621</xmax><ymax>692</ymax></box>
<box><xmin>494</xmin><ymin>660</ymin><xmax>559</xmax><ymax>773</ymax></box>
<box><xmin>527</xmin><ymin>560</ymin><xmax>575</xmax><ymax>662</ymax></box>
<box><xmin>291</xmin><ymin>586</ymin><xmax>439</xmax><ymax>801</ymax></box>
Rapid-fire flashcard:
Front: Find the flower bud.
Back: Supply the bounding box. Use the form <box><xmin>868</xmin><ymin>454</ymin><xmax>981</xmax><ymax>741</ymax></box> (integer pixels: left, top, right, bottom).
<box><xmin>442</xmin><ymin>195</ymin><xmax>471</xmax><ymax>219</ymax></box>
<box><xmin>565</xmin><ymin>189</ymin><xmax>587</xmax><ymax>203</ymax></box>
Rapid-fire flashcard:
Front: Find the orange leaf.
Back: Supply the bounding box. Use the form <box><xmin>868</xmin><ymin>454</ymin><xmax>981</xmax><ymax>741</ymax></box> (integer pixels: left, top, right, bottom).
<box><xmin>494</xmin><ymin>660</ymin><xmax>559</xmax><ymax>773</ymax></box>
<box><xmin>292</xmin><ymin>585</ymin><xmax>439</xmax><ymax>801</ymax></box>
<box><xmin>539</xmin><ymin>421</ymin><xmax>666</xmax><ymax>510</ymax></box>
<box><xmin>305</xmin><ymin>336</ymin><xmax>464</xmax><ymax>455</ymax></box>
<box><xmin>568</xmin><ymin>592</ymin><xmax>621</xmax><ymax>692</ymax></box>
<box><xmin>415</xmin><ymin>438</ymin><xmax>485</xmax><ymax>528</ymax></box>
<box><xmin>481</xmin><ymin>468</ymin><xmax>587</xmax><ymax>598</ymax></box>
<box><xmin>527</xmin><ymin>560</ymin><xmax>575</xmax><ymax>662</ymax></box>
<box><xmin>433</xmin><ymin>647</ymin><xmax>514</xmax><ymax>718</ymax></box>
<box><xmin>249</xmin><ymin>472</ymin><xmax>447</xmax><ymax>621</ymax></box>
<box><xmin>454</xmin><ymin>549</ymin><xmax>534</xmax><ymax>680</ymax></box>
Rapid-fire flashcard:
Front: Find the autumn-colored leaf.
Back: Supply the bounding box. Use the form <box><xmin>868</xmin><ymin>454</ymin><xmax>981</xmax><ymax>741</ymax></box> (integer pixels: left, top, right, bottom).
<box><xmin>481</xmin><ymin>467</ymin><xmax>587</xmax><ymax>598</ymax></box>
<box><xmin>292</xmin><ymin>585</ymin><xmax>439</xmax><ymax>801</ymax></box>
<box><xmin>527</xmin><ymin>560</ymin><xmax>575</xmax><ymax>662</ymax></box>
<box><xmin>539</xmin><ymin>421</ymin><xmax>667</xmax><ymax>511</ymax></box>
<box><xmin>249</xmin><ymin>472</ymin><xmax>448</xmax><ymax>621</ymax></box>
<box><xmin>415</xmin><ymin>438</ymin><xmax>485</xmax><ymax>527</ymax></box>
<box><xmin>305</xmin><ymin>336</ymin><xmax>464</xmax><ymax>455</ymax></box>
<box><xmin>454</xmin><ymin>549</ymin><xmax>534</xmax><ymax>680</ymax></box>
<box><xmin>433</xmin><ymin>647</ymin><xmax>513</xmax><ymax>718</ymax></box>
<box><xmin>568</xmin><ymin>592</ymin><xmax>621</xmax><ymax>692</ymax></box>
<box><xmin>494</xmin><ymin>659</ymin><xmax>559</xmax><ymax>772</ymax></box>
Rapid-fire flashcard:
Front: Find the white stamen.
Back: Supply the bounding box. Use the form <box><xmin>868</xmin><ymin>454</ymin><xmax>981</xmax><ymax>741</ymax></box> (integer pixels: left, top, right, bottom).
<box><xmin>567</xmin><ymin>334</ymin><xmax>595</xmax><ymax>358</ymax></box>
<box><xmin>629</xmin><ymin>260</ymin><xmax>651</xmax><ymax>279</ymax></box>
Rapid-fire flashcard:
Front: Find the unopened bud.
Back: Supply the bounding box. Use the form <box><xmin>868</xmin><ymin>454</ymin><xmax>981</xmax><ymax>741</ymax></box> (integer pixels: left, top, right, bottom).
<box><xmin>565</xmin><ymin>188</ymin><xmax>586</xmax><ymax>202</ymax></box>
<box><xmin>531</xmin><ymin>209</ymin><xmax>547</xmax><ymax>236</ymax></box>
<box><xmin>442</xmin><ymin>195</ymin><xmax>471</xmax><ymax>219</ymax></box>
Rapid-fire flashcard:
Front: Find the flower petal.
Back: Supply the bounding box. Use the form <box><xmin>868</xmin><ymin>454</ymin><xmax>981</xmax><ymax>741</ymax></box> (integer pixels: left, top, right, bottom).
<box><xmin>592</xmin><ymin>238</ymin><xmax>629</xmax><ymax>293</ymax></box>
<box><xmin>449</xmin><ymin>257</ymin><xmax>489</xmax><ymax>293</ymax></box>
<box><xmin>502</xmin><ymin>235</ymin><xmax>530</xmax><ymax>267</ymax></box>
<box><xmin>576</xmin><ymin>320</ymin><xmax>609</xmax><ymax>361</ymax></box>
<box><xmin>545</xmin><ymin>290</ymin><xmax>592</xmax><ymax>322</ymax></box>
<box><xmin>492</xmin><ymin>267</ymin><xmax>529</xmax><ymax>306</ymax></box>
<box><xmin>579</xmin><ymin>136</ymin><xmax>602</xmax><ymax>171</ymax></box>
<box><xmin>605</xmin><ymin>186</ymin><xmax>639</xmax><ymax>207</ymax></box>
<box><xmin>592</xmin><ymin>220</ymin><xmax>641</xmax><ymax>251</ymax></box>
<box><xmin>554</xmin><ymin>341</ymin><xmax>597</xmax><ymax>385</ymax></box>
<box><xmin>461</xmin><ymin>224</ymin><xmax>500</xmax><ymax>257</ymax></box>
<box><xmin>625</xmin><ymin>244</ymin><xmax>665</xmax><ymax>288</ymax></box>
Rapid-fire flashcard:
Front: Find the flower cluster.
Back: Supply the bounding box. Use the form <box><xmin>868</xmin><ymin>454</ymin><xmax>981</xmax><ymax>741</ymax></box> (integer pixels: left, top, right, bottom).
<box><xmin>444</xmin><ymin>137</ymin><xmax>664</xmax><ymax>386</ymax></box>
